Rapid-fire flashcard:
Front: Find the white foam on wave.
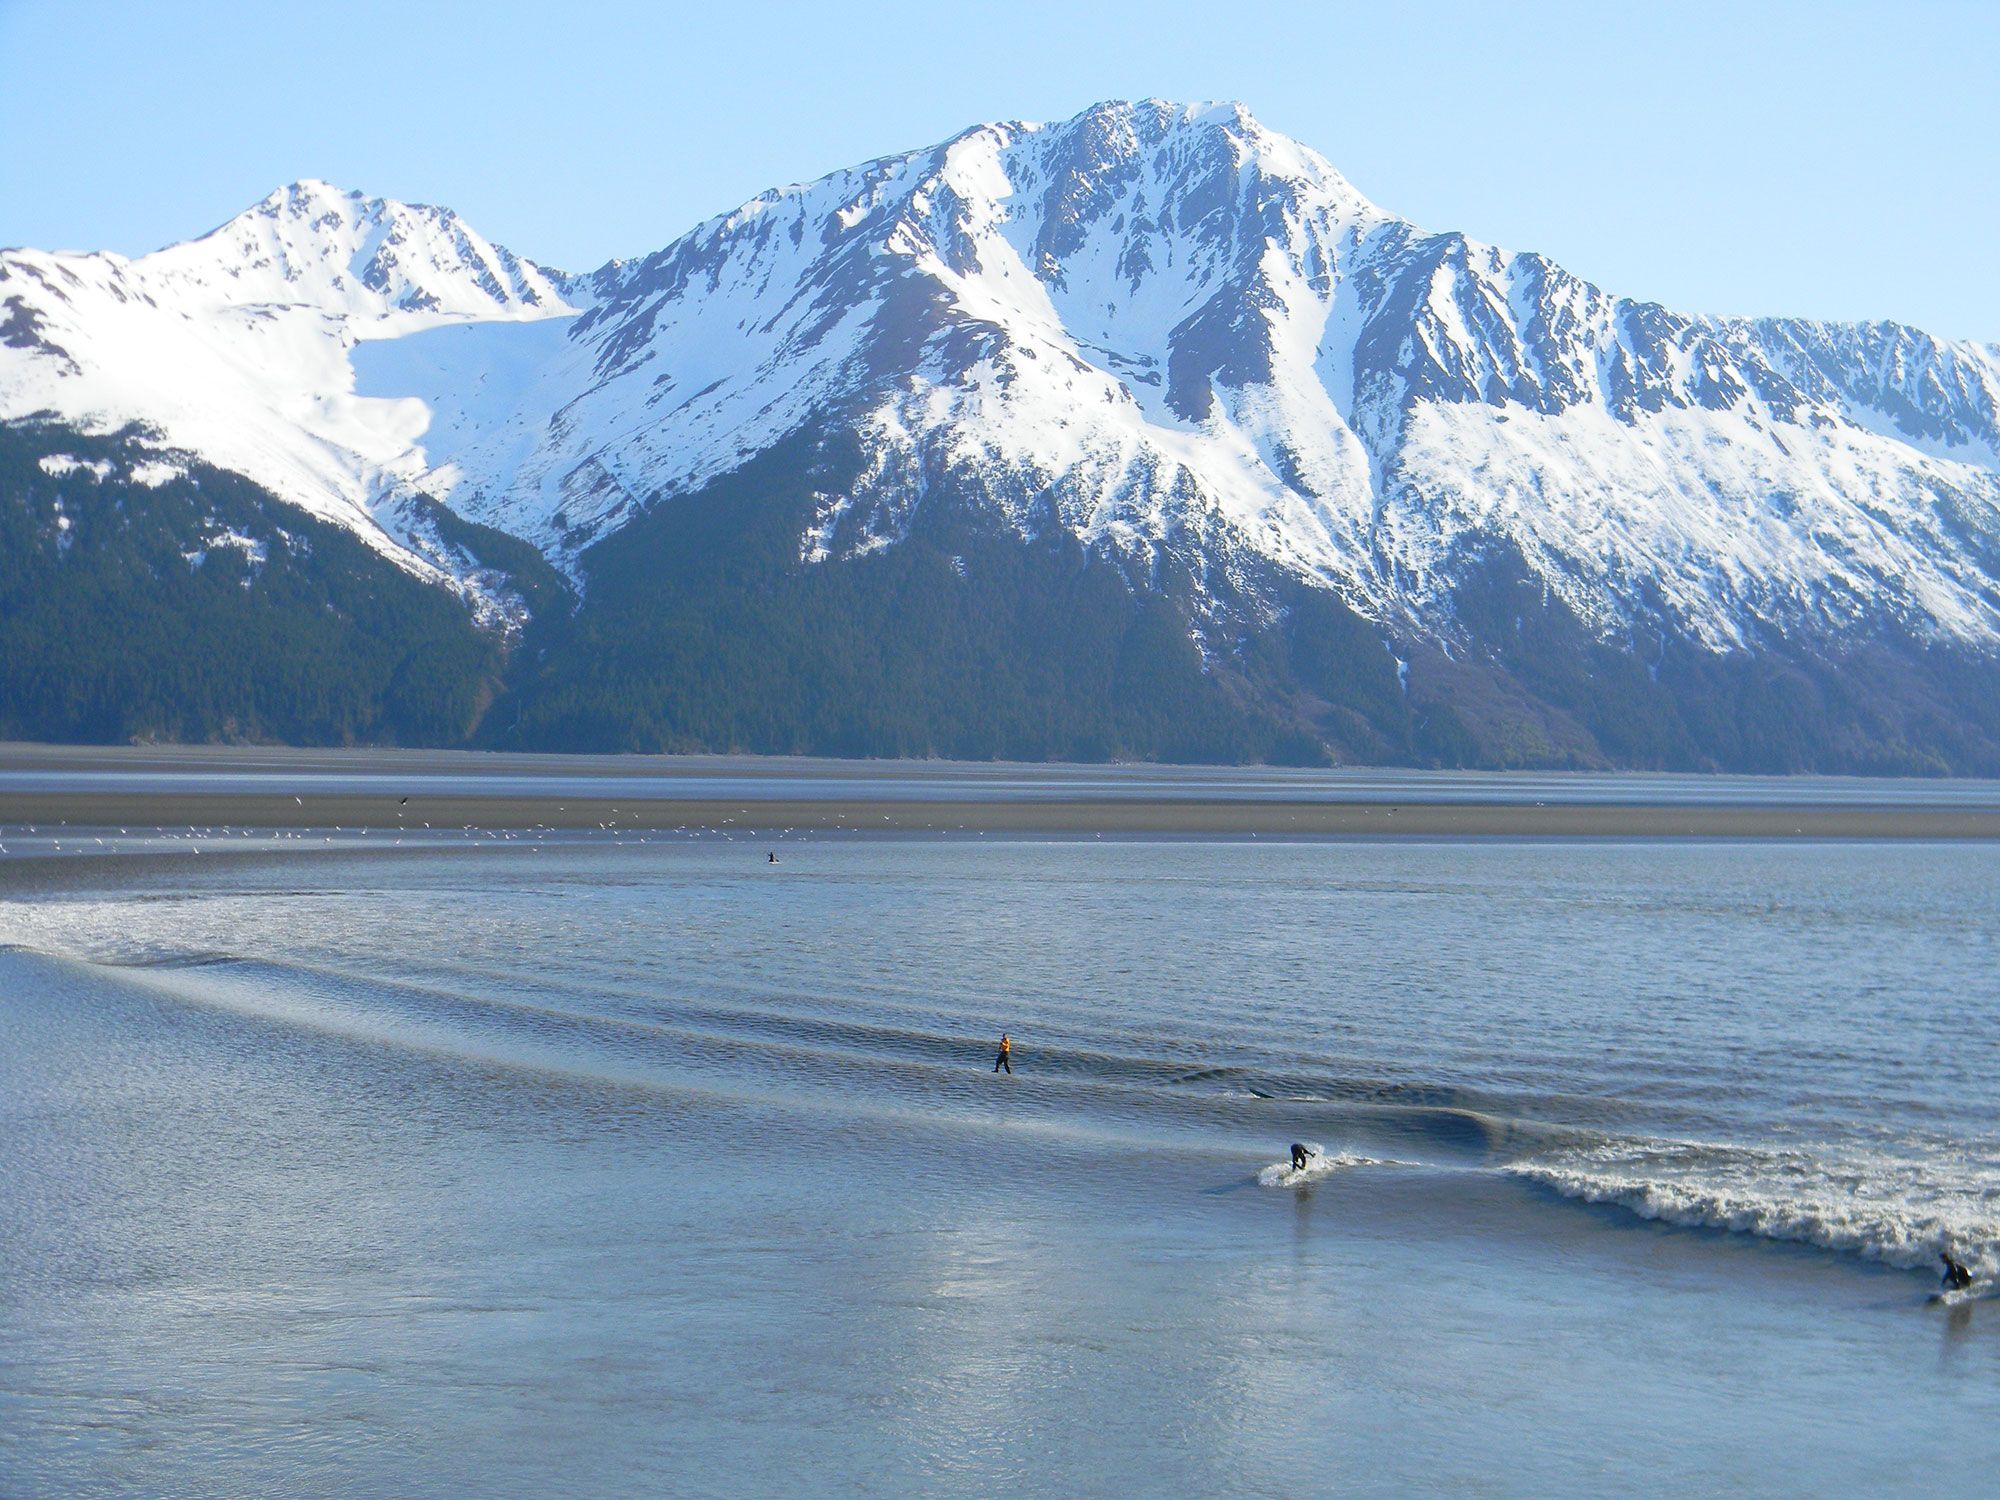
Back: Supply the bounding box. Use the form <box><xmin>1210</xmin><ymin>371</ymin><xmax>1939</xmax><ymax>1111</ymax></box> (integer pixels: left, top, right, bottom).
<box><xmin>1257</xmin><ymin>1142</ymin><xmax>1405</xmax><ymax>1187</ymax></box>
<box><xmin>1508</xmin><ymin>1137</ymin><xmax>2000</xmax><ymax>1275</ymax></box>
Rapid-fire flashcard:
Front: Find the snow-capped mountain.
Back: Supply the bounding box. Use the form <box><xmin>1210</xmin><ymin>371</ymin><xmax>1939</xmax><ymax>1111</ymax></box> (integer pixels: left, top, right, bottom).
<box><xmin>6</xmin><ymin>101</ymin><xmax>2000</xmax><ymax>766</ymax></box>
<box><xmin>371</xmin><ymin>99</ymin><xmax>2000</xmax><ymax>656</ymax></box>
<box><xmin>8</xmin><ymin>103</ymin><xmax>2000</xmax><ymax>652</ymax></box>
<box><xmin>0</xmin><ymin>179</ymin><xmax>579</xmax><ymax>582</ymax></box>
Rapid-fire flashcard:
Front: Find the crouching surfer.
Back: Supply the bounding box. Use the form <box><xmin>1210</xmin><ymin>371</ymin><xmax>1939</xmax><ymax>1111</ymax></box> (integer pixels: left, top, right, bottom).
<box><xmin>1289</xmin><ymin>1143</ymin><xmax>1312</xmax><ymax>1172</ymax></box>
<box><xmin>1941</xmin><ymin>1250</ymin><xmax>1975</xmax><ymax>1292</ymax></box>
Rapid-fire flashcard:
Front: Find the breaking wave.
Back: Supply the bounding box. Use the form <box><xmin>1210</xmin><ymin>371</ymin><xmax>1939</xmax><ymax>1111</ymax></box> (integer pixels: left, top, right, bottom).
<box><xmin>9</xmin><ymin>883</ymin><xmax>2000</xmax><ymax>1284</ymax></box>
<box><xmin>1255</xmin><ymin>1142</ymin><xmax>1406</xmax><ymax>1186</ymax></box>
<box><xmin>1506</xmin><ymin>1137</ymin><xmax>2000</xmax><ymax>1275</ymax></box>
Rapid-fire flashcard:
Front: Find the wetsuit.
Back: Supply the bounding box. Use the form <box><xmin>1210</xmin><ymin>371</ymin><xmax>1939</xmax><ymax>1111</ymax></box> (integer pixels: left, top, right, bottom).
<box><xmin>994</xmin><ymin>1037</ymin><xmax>1012</xmax><ymax>1074</ymax></box>
<box><xmin>1942</xmin><ymin>1253</ymin><xmax>1974</xmax><ymax>1291</ymax></box>
<box><xmin>1290</xmin><ymin>1144</ymin><xmax>1311</xmax><ymax>1171</ymax></box>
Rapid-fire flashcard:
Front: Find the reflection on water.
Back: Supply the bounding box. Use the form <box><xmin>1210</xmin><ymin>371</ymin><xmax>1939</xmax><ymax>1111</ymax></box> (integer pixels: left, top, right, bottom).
<box><xmin>4</xmin><ymin>833</ymin><xmax>2000</xmax><ymax>1495</ymax></box>
<box><xmin>5</xmin><ymin>746</ymin><xmax>2000</xmax><ymax>805</ymax></box>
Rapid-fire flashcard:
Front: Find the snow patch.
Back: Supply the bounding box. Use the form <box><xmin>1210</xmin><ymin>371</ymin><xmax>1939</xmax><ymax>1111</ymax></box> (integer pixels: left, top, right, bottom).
<box><xmin>128</xmin><ymin>459</ymin><xmax>185</xmax><ymax>487</ymax></box>
<box><xmin>38</xmin><ymin>453</ymin><xmax>112</xmax><ymax>480</ymax></box>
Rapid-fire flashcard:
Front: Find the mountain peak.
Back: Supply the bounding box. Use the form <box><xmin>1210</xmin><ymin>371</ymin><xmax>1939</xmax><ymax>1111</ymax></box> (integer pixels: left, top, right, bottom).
<box><xmin>140</xmin><ymin>180</ymin><xmax>574</xmax><ymax>322</ymax></box>
<box><xmin>258</xmin><ymin>177</ymin><xmax>367</xmax><ymax>211</ymax></box>
<box><xmin>1029</xmin><ymin>97</ymin><xmax>1260</xmax><ymax>137</ymax></box>
<box><xmin>1015</xmin><ymin>98</ymin><xmax>1380</xmax><ymax>227</ymax></box>
<box><xmin>6</xmin><ymin>100</ymin><xmax>2000</xmax><ymax>697</ymax></box>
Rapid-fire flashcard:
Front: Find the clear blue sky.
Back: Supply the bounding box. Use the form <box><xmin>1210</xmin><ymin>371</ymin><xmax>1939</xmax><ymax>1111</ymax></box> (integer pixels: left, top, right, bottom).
<box><xmin>3</xmin><ymin>0</ymin><xmax>1996</xmax><ymax>339</ymax></box>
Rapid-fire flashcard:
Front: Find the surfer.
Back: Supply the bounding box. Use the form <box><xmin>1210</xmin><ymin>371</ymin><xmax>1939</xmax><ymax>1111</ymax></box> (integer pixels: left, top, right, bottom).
<box><xmin>993</xmin><ymin>1033</ymin><xmax>1012</xmax><ymax>1075</ymax></box>
<box><xmin>1940</xmin><ymin>1251</ymin><xmax>1975</xmax><ymax>1292</ymax></box>
<box><xmin>768</xmin><ymin>851</ymin><xmax>778</xmax><ymax>863</ymax></box>
<box><xmin>1290</xmin><ymin>1143</ymin><xmax>1312</xmax><ymax>1172</ymax></box>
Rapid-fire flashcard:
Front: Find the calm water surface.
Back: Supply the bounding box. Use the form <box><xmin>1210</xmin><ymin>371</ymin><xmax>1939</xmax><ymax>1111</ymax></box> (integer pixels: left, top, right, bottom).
<box><xmin>6</xmin><ymin>748</ymin><xmax>2000</xmax><ymax>806</ymax></box>
<box><xmin>3</xmin><ymin>828</ymin><xmax>1997</xmax><ymax>1495</ymax></box>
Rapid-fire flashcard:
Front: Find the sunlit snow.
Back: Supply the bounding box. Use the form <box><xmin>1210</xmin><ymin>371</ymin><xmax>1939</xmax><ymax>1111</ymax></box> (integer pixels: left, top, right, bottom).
<box><xmin>3</xmin><ymin>102</ymin><xmax>1998</xmax><ymax>649</ymax></box>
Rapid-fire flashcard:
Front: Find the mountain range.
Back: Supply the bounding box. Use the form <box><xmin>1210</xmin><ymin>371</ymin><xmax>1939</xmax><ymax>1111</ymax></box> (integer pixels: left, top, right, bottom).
<box><xmin>6</xmin><ymin>100</ymin><xmax>1999</xmax><ymax>769</ymax></box>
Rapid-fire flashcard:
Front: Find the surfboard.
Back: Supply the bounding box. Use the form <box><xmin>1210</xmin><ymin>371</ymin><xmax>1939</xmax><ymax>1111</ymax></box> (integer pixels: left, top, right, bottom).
<box><xmin>1927</xmin><ymin>1280</ymin><xmax>1992</xmax><ymax>1307</ymax></box>
<box><xmin>1258</xmin><ymin>1143</ymin><xmax>1332</xmax><ymax>1186</ymax></box>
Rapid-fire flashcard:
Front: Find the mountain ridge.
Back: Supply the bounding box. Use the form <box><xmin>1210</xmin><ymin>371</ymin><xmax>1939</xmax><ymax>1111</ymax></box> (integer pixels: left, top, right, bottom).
<box><xmin>367</xmin><ymin>100</ymin><xmax>2000</xmax><ymax>651</ymax></box>
<box><xmin>5</xmin><ymin>100</ymin><xmax>2000</xmax><ymax>769</ymax></box>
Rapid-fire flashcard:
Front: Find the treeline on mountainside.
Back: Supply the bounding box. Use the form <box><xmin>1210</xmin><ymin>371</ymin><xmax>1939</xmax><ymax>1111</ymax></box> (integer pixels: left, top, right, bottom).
<box><xmin>1391</xmin><ymin>540</ymin><xmax>2000</xmax><ymax>775</ymax></box>
<box><xmin>486</xmin><ymin>430</ymin><xmax>2000</xmax><ymax>773</ymax></box>
<box><xmin>404</xmin><ymin>494</ymin><xmax>574</xmax><ymax>626</ymax></box>
<box><xmin>7</xmin><ymin>416</ymin><xmax>2000</xmax><ymax>771</ymax></box>
<box><xmin>482</xmin><ymin>434</ymin><xmax>1321</xmax><ymax>762</ymax></box>
<box><xmin>0</xmin><ymin>421</ymin><xmax>498</xmax><ymax>745</ymax></box>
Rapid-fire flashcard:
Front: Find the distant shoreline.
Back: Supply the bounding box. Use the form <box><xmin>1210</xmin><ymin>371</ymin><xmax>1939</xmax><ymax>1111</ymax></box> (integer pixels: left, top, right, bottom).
<box><xmin>3</xmin><ymin>743</ymin><xmax>1998</xmax><ymax>839</ymax></box>
<box><xmin>3</xmin><ymin>792</ymin><xmax>1997</xmax><ymax>839</ymax></box>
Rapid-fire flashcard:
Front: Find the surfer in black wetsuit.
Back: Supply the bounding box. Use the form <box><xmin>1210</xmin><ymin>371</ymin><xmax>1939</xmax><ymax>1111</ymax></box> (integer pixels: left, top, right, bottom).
<box><xmin>1290</xmin><ymin>1143</ymin><xmax>1311</xmax><ymax>1172</ymax></box>
<box><xmin>1941</xmin><ymin>1251</ymin><xmax>1975</xmax><ymax>1291</ymax></box>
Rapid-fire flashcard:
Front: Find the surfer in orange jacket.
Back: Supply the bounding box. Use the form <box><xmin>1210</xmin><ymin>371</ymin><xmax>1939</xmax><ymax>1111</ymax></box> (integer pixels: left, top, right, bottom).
<box><xmin>994</xmin><ymin>1033</ymin><xmax>1012</xmax><ymax>1074</ymax></box>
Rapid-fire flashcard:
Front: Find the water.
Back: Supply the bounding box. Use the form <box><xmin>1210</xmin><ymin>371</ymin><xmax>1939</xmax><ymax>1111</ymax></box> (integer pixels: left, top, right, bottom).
<box><xmin>4</xmin><ymin>826</ymin><xmax>1999</xmax><ymax>1494</ymax></box>
<box><xmin>6</xmin><ymin>746</ymin><xmax>2000</xmax><ymax>807</ymax></box>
